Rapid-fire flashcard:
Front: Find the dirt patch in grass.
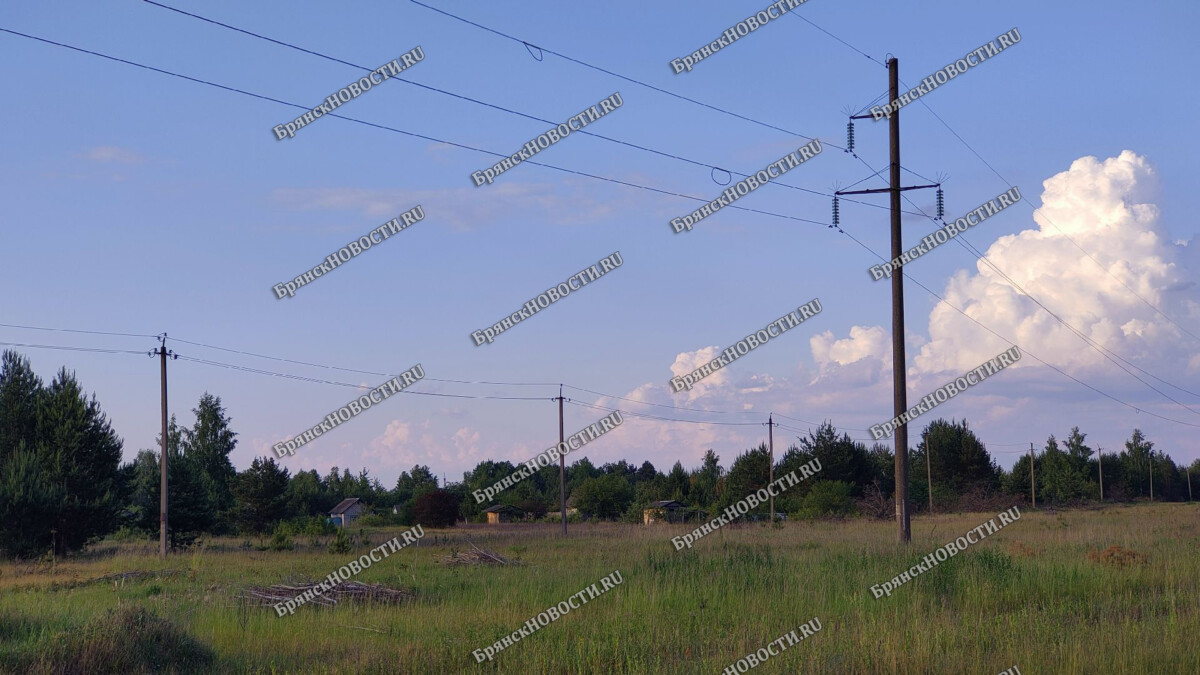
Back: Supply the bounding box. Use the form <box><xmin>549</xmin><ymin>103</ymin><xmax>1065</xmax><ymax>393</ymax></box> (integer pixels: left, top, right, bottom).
<box><xmin>1087</xmin><ymin>545</ymin><xmax>1147</xmax><ymax>567</ymax></box>
<box><xmin>1007</xmin><ymin>540</ymin><xmax>1039</xmax><ymax>558</ymax></box>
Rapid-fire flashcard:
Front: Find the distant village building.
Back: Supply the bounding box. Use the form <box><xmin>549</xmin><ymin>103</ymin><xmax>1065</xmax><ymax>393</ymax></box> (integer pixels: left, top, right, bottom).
<box><xmin>483</xmin><ymin>504</ymin><xmax>525</xmax><ymax>524</ymax></box>
<box><xmin>643</xmin><ymin>500</ymin><xmax>688</xmax><ymax>525</ymax></box>
<box><xmin>329</xmin><ymin>498</ymin><xmax>362</xmax><ymax>527</ymax></box>
<box><xmin>565</xmin><ymin>495</ymin><xmax>579</xmax><ymax>518</ymax></box>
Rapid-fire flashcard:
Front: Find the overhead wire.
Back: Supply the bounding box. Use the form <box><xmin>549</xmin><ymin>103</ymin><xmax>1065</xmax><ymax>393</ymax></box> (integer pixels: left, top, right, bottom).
<box><xmin>848</xmin><ymin>147</ymin><xmax>1200</xmax><ymax>416</ymax></box>
<box><xmin>140</xmin><ymin>0</ymin><xmax>923</xmax><ymax>218</ymax></box>
<box><xmin>174</xmin><ymin>355</ymin><xmax>554</xmax><ymax>401</ymax></box>
<box><xmin>782</xmin><ymin>11</ymin><xmax>1200</xmax><ymax>346</ymax></box>
<box><xmin>0</xmin><ymin>341</ymin><xmax>148</xmax><ymax>356</ymax></box>
<box><xmin>0</xmin><ymin>27</ymin><xmax>827</xmax><ymax>229</ymax></box>
<box><xmin>0</xmin><ymin>322</ymin><xmax>157</xmax><ymax>339</ymax></box>
<box><xmin>5</xmin><ymin>18</ymin><xmax>1196</xmax><ymax>432</ymax></box>
<box><xmin>564</xmin><ymin>398</ymin><xmax>763</xmax><ymax>426</ymax></box>
<box><xmin>405</xmin><ymin>0</ymin><xmax>934</xmax><ymax>181</ymax></box>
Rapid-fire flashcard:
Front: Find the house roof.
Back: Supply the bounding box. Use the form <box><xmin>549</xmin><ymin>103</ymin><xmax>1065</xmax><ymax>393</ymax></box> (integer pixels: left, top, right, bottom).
<box><xmin>649</xmin><ymin>500</ymin><xmax>686</xmax><ymax>509</ymax></box>
<box><xmin>330</xmin><ymin>498</ymin><xmax>361</xmax><ymax>515</ymax></box>
<box><xmin>483</xmin><ymin>505</ymin><xmax>524</xmax><ymax>514</ymax></box>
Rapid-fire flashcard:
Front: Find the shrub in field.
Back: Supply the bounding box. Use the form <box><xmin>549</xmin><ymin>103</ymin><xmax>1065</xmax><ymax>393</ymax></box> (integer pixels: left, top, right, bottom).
<box><xmin>515</xmin><ymin>499</ymin><xmax>548</xmax><ymax>519</ymax></box>
<box><xmin>266</xmin><ymin>529</ymin><xmax>294</xmax><ymax>552</ymax></box>
<box><xmin>794</xmin><ymin>480</ymin><xmax>856</xmax><ymax>520</ymax></box>
<box><xmin>972</xmin><ymin>548</ymin><xmax>1015</xmax><ymax>578</ymax></box>
<box><xmin>357</xmin><ymin>513</ymin><xmax>402</xmax><ymax>527</ymax></box>
<box><xmin>538</xmin><ymin>511</ymin><xmax>582</xmax><ymax>524</ymax></box>
<box><xmin>276</xmin><ymin>516</ymin><xmax>336</xmax><ymax>537</ymax></box>
<box><xmin>328</xmin><ymin>528</ymin><xmax>351</xmax><ymax>554</ymax></box>
<box><xmin>855</xmin><ymin>481</ymin><xmax>892</xmax><ymax>520</ymax></box>
<box><xmin>36</xmin><ymin>606</ymin><xmax>213</xmax><ymax>673</ymax></box>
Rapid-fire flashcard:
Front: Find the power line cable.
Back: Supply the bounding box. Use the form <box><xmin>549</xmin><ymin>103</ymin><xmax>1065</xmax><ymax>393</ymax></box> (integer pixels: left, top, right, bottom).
<box><xmin>169</xmin><ymin>336</ymin><xmax>559</xmax><ymax>387</ymax></box>
<box><xmin>783</xmin><ymin>12</ymin><xmax>885</xmax><ymax>67</ymax></box>
<box><xmin>0</xmin><ymin>322</ymin><xmax>157</xmax><ymax>339</ymax></box>
<box><xmin>174</xmin><ymin>355</ymin><xmax>554</xmax><ymax>401</ymax></box>
<box><xmin>850</xmin><ymin>151</ymin><xmax>1200</xmax><ymax>415</ymax></box>
<box><xmin>408</xmin><ymin>0</ymin><xmax>829</xmax><ymax>146</ymax></box>
<box><xmin>835</xmin><ymin>213</ymin><xmax>1200</xmax><ymax>429</ymax></box>
<box><xmin>0</xmin><ymin>26</ymin><xmax>828</xmax><ymax>228</ymax></box>
<box><xmin>140</xmin><ymin>0</ymin><xmax>923</xmax><ymax>218</ymax></box>
<box><xmin>786</xmin><ymin>11</ymin><xmax>1200</xmax><ymax>346</ymax></box>
<box><xmin>907</xmin><ymin>90</ymin><xmax>1200</xmax><ymax>346</ymax></box>
<box><xmin>405</xmin><ymin>1</ymin><xmax>941</xmax><ymax>186</ymax></box>
<box><xmin>0</xmin><ymin>341</ymin><xmax>148</xmax><ymax>356</ymax></box>
<box><xmin>564</xmin><ymin>398</ymin><xmax>763</xmax><ymax>426</ymax></box>
<box><xmin>5</xmin><ymin>27</ymin><xmax>1193</xmax><ymax>431</ymax></box>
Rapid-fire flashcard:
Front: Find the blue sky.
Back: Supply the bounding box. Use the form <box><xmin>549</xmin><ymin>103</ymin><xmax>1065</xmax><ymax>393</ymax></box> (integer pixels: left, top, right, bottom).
<box><xmin>3</xmin><ymin>0</ymin><xmax>1198</xmax><ymax>485</ymax></box>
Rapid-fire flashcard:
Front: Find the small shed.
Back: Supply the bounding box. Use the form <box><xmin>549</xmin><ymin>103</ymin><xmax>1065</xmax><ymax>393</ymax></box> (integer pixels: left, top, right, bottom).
<box><xmin>483</xmin><ymin>504</ymin><xmax>525</xmax><ymax>524</ymax></box>
<box><xmin>565</xmin><ymin>495</ymin><xmax>580</xmax><ymax>517</ymax></box>
<box><xmin>330</xmin><ymin>498</ymin><xmax>363</xmax><ymax>527</ymax></box>
<box><xmin>643</xmin><ymin>500</ymin><xmax>687</xmax><ymax>525</ymax></box>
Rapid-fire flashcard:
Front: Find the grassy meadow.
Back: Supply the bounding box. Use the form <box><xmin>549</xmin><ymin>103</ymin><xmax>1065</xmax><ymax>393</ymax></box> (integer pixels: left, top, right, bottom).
<box><xmin>1</xmin><ymin>502</ymin><xmax>1197</xmax><ymax>674</ymax></box>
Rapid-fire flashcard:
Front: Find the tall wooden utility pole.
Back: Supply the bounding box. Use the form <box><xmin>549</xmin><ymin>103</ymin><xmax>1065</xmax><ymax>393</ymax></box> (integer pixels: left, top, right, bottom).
<box><xmin>1097</xmin><ymin>446</ymin><xmax>1104</xmax><ymax>502</ymax></box>
<box><xmin>557</xmin><ymin>385</ymin><xmax>567</xmax><ymax>536</ymax></box>
<box><xmin>1029</xmin><ymin>443</ymin><xmax>1036</xmax><ymax>509</ymax></box>
<box><xmin>838</xmin><ymin>59</ymin><xmax>941</xmax><ymax>543</ymax></box>
<box><xmin>151</xmin><ymin>334</ymin><xmax>176</xmax><ymax>558</ymax></box>
<box><xmin>767</xmin><ymin>414</ymin><xmax>775</xmax><ymax>523</ymax></box>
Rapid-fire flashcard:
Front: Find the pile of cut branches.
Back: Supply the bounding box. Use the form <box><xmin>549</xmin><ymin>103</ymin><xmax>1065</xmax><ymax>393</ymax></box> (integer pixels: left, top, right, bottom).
<box><xmin>242</xmin><ymin>580</ymin><xmax>415</xmax><ymax>608</ymax></box>
<box><xmin>435</xmin><ymin>541</ymin><xmax>520</xmax><ymax>567</ymax></box>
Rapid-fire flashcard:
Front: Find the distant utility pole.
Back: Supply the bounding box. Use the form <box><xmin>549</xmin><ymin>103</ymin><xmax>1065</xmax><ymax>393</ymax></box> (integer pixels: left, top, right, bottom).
<box><xmin>1186</xmin><ymin>466</ymin><xmax>1193</xmax><ymax>502</ymax></box>
<box><xmin>767</xmin><ymin>414</ymin><xmax>775</xmax><ymax>523</ymax></box>
<box><xmin>1149</xmin><ymin>453</ymin><xmax>1154</xmax><ymax>501</ymax></box>
<box><xmin>557</xmin><ymin>385</ymin><xmax>567</xmax><ymax>536</ymax></box>
<box><xmin>1029</xmin><ymin>443</ymin><xmax>1036</xmax><ymax>509</ymax></box>
<box><xmin>1097</xmin><ymin>446</ymin><xmax>1104</xmax><ymax>502</ymax></box>
<box><xmin>926</xmin><ymin>445</ymin><xmax>933</xmax><ymax>514</ymax></box>
<box><xmin>838</xmin><ymin>58</ymin><xmax>942</xmax><ymax>544</ymax></box>
<box><xmin>151</xmin><ymin>334</ymin><xmax>177</xmax><ymax>558</ymax></box>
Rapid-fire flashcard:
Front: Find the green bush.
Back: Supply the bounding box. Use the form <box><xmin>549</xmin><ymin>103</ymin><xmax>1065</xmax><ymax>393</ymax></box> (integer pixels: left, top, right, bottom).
<box><xmin>358</xmin><ymin>513</ymin><xmax>403</xmax><ymax>527</ymax></box>
<box><xmin>267</xmin><ymin>529</ymin><xmax>294</xmax><ymax>551</ymax></box>
<box><xmin>794</xmin><ymin>480</ymin><xmax>856</xmax><ymax>520</ymax></box>
<box><xmin>539</xmin><ymin>511</ymin><xmax>583</xmax><ymax>524</ymax></box>
<box><xmin>276</xmin><ymin>516</ymin><xmax>336</xmax><ymax>537</ymax></box>
<box><xmin>327</xmin><ymin>528</ymin><xmax>351</xmax><ymax>554</ymax></box>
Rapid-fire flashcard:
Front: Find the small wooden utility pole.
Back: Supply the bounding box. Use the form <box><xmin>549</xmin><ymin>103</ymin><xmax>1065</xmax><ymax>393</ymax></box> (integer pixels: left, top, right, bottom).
<box><xmin>768</xmin><ymin>414</ymin><xmax>775</xmax><ymax>522</ymax></box>
<box><xmin>1097</xmin><ymin>446</ymin><xmax>1104</xmax><ymax>502</ymax></box>
<box><xmin>1029</xmin><ymin>443</ymin><xmax>1036</xmax><ymax>509</ymax></box>
<box><xmin>926</xmin><ymin>445</ymin><xmax>933</xmax><ymax>514</ymax></box>
<box><xmin>557</xmin><ymin>385</ymin><xmax>567</xmax><ymax>536</ymax></box>
<box><xmin>152</xmin><ymin>334</ymin><xmax>176</xmax><ymax>558</ymax></box>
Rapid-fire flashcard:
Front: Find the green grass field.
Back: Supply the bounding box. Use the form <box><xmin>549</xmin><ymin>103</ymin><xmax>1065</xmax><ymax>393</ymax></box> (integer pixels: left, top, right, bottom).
<box><xmin>2</xmin><ymin>503</ymin><xmax>1197</xmax><ymax>674</ymax></box>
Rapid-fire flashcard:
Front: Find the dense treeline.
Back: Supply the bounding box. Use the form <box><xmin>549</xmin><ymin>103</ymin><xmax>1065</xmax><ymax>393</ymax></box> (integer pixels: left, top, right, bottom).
<box><xmin>2</xmin><ymin>349</ymin><xmax>1197</xmax><ymax>558</ymax></box>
